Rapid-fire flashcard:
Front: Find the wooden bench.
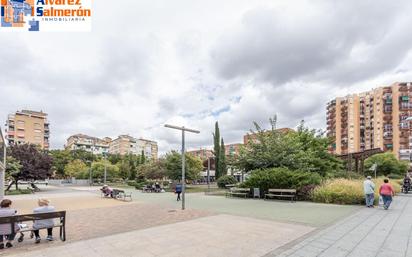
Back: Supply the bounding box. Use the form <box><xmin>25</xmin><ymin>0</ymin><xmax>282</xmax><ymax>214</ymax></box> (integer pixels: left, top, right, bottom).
<box><xmin>0</xmin><ymin>211</ymin><xmax>66</xmax><ymax>242</ymax></box>
<box><xmin>265</xmin><ymin>189</ymin><xmax>296</xmax><ymax>201</ymax></box>
<box><xmin>225</xmin><ymin>184</ymin><xmax>236</xmax><ymax>189</ymax></box>
<box><xmin>226</xmin><ymin>187</ymin><xmax>250</xmax><ymax>198</ymax></box>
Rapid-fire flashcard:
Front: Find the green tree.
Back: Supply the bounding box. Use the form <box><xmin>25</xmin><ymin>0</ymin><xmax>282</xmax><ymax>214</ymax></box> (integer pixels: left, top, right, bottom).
<box><xmin>235</xmin><ymin>117</ymin><xmax>342</xmax><ymax>176</ymax></box>
<box><xmin>140</xmin><ymin>150</ymin><xmax>146</xmax><ymax>164</ymax></box>
<box><xmin>91</xmin><ymin>160</ymin><xmax>120</xmax><ymax>180</ymax></box>
<box><xmin>49</xmin><ymin>150</ymin><xmax>73</xmax><ymax>178</ymax></box>
<box><xmin>64</xmin><ymin>159</ymin><xmax>88</xmax><ymax>178</ymax></box>
<box><xmin>213</xmin><ymin>121</ymin><xmax>221</xmax><ymax>178</ymax></box>
<box><xmin>165</xmin><ymin>151</ymin><xmax>202</xmax><ymax>180</ymax></box>
<box><xmin>137</xmin><ymin>159</ymin><xmax>166</xmax><ymax>180</ymax></box>
<box><xmin>117</xmin><ymin>160</ymin><xmax>132</xmax><ymax>180</ymax></box>
<box><xmin>5</xmin><ymin>157</ymin><xmax>22</xmax><ymax>190</ymax></box>
<box><xmin>220</xmin><ymin>138</ymin><xmax>227</xmax><ymax>176</ymax></box>
<box><xmin>107</xmin><ymin>153</ymin><xmax>122</xmax><ymax>165</ymax></box>
<box><xmin>364</xmin><ymin>152</ymin><xmax>408</xmax><ymax>176</ymax></box>
<box><xmin>70</xmin><ymin>149</ymin><xmax>95</xmax><ymax>163</ymax></box>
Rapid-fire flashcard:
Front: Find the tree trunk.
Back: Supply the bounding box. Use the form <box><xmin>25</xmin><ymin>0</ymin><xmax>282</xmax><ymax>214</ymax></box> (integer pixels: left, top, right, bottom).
<box><xmin>5</xmin><ymin>181</ymin><xmax>14</xmax><ymax>192</ymax></box>
<box><xmin>15</xmin><ymin>179</ymin><xmax>18</xmax><ymax>190</ymax></box>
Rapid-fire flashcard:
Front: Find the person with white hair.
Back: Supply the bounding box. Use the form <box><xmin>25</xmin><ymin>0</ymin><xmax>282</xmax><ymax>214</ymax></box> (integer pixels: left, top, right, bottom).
<box><xmin>363</xmin><ymin>176</ymin><xmax>375</xmax><ymax>208</ymax></box>
<box><xmin>32</xmin><ymin>198</ymin><xmax>55</xmax><ymax>243</ymax></box>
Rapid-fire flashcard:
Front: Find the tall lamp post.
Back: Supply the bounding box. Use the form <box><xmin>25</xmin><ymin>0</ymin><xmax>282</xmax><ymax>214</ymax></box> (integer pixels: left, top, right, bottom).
<box><xmin>164</xmin><ymin>124</ymin><xmax>200</xmax><ymax>210</ymax></box>
<box><xmin>0</xmin><ymin>127</ymin><xmax>6</xmax><ymax>200</ymax></box>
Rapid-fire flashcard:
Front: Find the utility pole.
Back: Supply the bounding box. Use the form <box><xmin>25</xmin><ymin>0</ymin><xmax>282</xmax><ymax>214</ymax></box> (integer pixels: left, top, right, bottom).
<box><xmin>164</xmin><ymin>124</ymin><xmax>200</xmax><ymax>210</ymax></box>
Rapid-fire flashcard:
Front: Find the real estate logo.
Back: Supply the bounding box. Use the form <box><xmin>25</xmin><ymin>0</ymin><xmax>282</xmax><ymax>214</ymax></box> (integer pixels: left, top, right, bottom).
<box><xmin>0</xmin><ymin>0</ymin><xmax>92</xmax><ymax>32</ymax></box>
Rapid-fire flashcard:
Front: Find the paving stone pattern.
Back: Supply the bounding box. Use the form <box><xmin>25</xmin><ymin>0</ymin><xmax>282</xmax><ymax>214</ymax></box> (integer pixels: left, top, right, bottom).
<box><xmin>1</xmin><ymin>202</ymin><xmax>211</xmax><ymax>256</ymax></box>
<box><xmin>269</xmin><ymin>194</ymin><xmax>412</xmax><ymax>257</ymax></box>
<box><xmin>5</xmin><ymin>214</ymin><xmax>314</xmax><ymax>257</ymax></box>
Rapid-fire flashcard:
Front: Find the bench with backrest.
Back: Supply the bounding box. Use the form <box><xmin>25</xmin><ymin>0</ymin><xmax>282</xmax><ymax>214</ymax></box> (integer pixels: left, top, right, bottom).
<box><xmin>265</xmin><ymin>189</ymin><xmax>296</xmax><ymax>201</ymax></box>
<box><xmin>225</xmin><ymin>187</ymin><xmax>250</xmax><ymax>198</ymax></box>
<box><xmin>0</xmin><ymin>211</ymin><xmax>66</xmax><ymax>242</ymax></box>
<box><xmin>114</xmin><ymin>189</ymin><xmax>132</xmax><ymax>201</ymax></box>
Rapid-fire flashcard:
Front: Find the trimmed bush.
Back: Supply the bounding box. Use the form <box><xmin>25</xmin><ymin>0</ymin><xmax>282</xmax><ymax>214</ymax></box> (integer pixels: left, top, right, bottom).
<box><xmin>240</xmin><ymin>168</ymin><xmax>322</xmax><ymax>193</ymax></box>
<box><xmin>217</xmin><ymin>175</ymin><xmax>238</xmax><ymax>188</ymax></box>
<box><xmin>312</xmin><ymin>178</ymin><xmax>401</xmax><ymax>205</ymax></box>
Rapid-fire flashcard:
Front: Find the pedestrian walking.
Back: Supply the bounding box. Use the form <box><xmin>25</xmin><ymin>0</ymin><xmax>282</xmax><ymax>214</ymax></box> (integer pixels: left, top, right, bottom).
<box><xmin>363</xmin><ymin>176</ymin><xmax>375</xmax><ymax>208</ymax></box>
<box><xmin>175</xmin><ymin>183</ymin><xmax>182</xmax><ymax>201</ymax></box>
<box><xmin>379</xmin><ymin>179</ymin><xmax>395</xmax><ymax>210</ymax></box>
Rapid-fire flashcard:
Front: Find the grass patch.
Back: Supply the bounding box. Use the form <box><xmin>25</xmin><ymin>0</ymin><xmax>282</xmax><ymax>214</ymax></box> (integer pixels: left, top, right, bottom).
<box><xmin>312</xmin><ymin>178</ymin><xmax>401</xmax><ymax>205</ymax></box>
<box><xmin>5</xmin><ymin>189</ymin><xmax>33</xmax><ymax>195</ymax></box>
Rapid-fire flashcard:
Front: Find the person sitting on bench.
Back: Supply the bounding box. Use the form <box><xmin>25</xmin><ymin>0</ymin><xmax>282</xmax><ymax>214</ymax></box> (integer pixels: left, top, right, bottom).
<box><xmin>33</xmin><ymin>198</ymin><xmax>55</xmax><ymax>243</ymax></box>
<box><xmin>0</xmin><ymin>199</ymin><xmax>19</xmax><ymax>249</ymax></box>
<box><xmin>101</xmin><ymin>185</ymin><xmax>113</xmax><ymax>198</ymax></box>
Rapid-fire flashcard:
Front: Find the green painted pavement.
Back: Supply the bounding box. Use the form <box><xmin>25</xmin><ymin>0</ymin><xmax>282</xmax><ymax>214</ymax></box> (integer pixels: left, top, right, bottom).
<box><xmin>129</xmin><ymin>191</ymin><xmax>360</xmax><ymax>227</ymax></box>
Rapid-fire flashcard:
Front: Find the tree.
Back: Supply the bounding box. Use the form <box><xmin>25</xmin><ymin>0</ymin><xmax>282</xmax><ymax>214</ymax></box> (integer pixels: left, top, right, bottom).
<box><xmin>164</xmin><ymin>151</ymin><xmax>202</xmax><ymax>180</ymax></box>
<box><xmin>50</xmin><ymin>150</ymin><xmax>73</xmax><ymax>178</ymax></box>
<box><xmin>5</xmin><ymin>157</ymin><xmax>22</xmax><ymax>191</ymax></box>
<box><xmin>137</xmin><ymin>159</ymin><xmax>166</xmax><ymax>180</ymax></box>
<box><xmin>64</xmin><ymin>159</ymin><xmax>88</xmax><ymax>178</ymax></box>
<box><xmin>140</xmin><ymin>150</ymin><xmax>146</xmax><ymax>164</ymax></box>
<box><xmin>220</xmin><ymin>138</ymin><xmax>227</xmax><ymax>176</ymax></box>
<box><xmin>91</xmin><ymin>160</ymin><xmax>120</xmax><ymax>180</ymax></box>
<box><xmin>235</xmin><ymin>118</ymin><xmax>342</xmax><ymax>176</ymax></box>
<box><xmin>364</xmin><ymin>152</ymin><xmax>408</xmax><ymax>176</ymax></box>
<box><xmin>117</xmin><ymin>160</ymin><xmax>132</xmax><ymax>180</ymax></box>
<box><xmin>8</xmin><ymin>144</ymin><xmax>53</xmax><ymax>189</ymax></box>
<box><xmin>213</xmin><ymin>121</ymin><xmax>221</xmax><ymax>178</ymax></box>
<box><xmin>70</xmin><ymin>149</ymin><xmax>95</xmax><ymax>163</ymax></box>
<box><xmin>107</xmin><ymin>153</ymin><xmax>122</xmax><ymax>165</ymax></box>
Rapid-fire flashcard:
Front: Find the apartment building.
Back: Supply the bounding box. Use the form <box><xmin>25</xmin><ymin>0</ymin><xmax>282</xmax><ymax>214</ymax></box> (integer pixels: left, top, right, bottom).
<box><xmin>327</xmin><ymin>82</ymin><xmax>412</xmax><ymax>161</ymax></box>
<box><xmin>65</xmin><ymin>134</ymin><xmax>111</xmax><ymax>155</ymax></box>
<box><xmin>225</xmin><ymin>143</ymin><xmax>243</xmax><ymax>157</ymax></box>
<box><xmin>109</xmin><ymin>135</ymin><xmax>158</xmax><ymax>159</ymax></box>
<box><xmin>187</xmin><ymin>149</ymin><xmax>214</xmax><ymax>160</ymax></box>
<box><xmin>5</xmin><ymin>110</ymin><xmax>50</xmax><ymax>150</ymax></box>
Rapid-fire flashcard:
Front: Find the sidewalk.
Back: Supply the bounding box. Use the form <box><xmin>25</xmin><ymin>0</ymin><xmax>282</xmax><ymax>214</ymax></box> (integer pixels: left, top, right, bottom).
<box><xmin>5</xmin><ymin>214</ymin><xmax>314</xmax><ymax>257</ymax></box>
<box><xmin>269</xmin><ymin>194</ymin><xmax>412</xmax><ymax>257</ymax></box>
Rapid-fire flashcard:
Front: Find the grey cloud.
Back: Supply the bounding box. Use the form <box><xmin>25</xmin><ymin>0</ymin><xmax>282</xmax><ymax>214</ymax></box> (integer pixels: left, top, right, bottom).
<box><xmin>211</xmin><ymin>0</ymin><xmax>412</xmax><ymax>85</ymax></box>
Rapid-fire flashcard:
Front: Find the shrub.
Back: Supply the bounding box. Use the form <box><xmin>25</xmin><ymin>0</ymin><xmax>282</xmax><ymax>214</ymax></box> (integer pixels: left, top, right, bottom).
<box><xmin>240</xmin><ymin>168</ymin><xmax>322</xmax><ymax>193</ymax></box>
<box><xmin>312</xmin><ymin>178</ymin><xmax>401</xmax><ymax>205</ymax></box>
<box><xmin>387</xmin><ymin>173</ymin><xmax>403</xmax><ymax>179</ymax></box>
<box><xmin>217</xmin><ymin>175</ymin><xmax>238</xmax><ymax>188</ymax></box>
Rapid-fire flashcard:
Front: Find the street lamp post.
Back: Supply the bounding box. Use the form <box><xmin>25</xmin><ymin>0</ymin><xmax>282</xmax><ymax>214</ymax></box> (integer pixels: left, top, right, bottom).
<box><xmin>207</xmin><ymin>157</ymin><xmax>211</xmax><ymax>193</ymax></box>
<box><xmin>0</xmin><ymin>127</ymin><xmax>6</xmax><ymax>200</ymax></box>
<box><xmin>164</xmin><ymin>124</ymin><xmax>200</xmax><ymax>210</ymax></box>
<box><xmin>103</xmin><ymin>153</ymin><xmax>107</xmax><ymax>184</ymax></box>
<box><xmin>86</xmin><ymin>160</ymin><xmax>92</xmax><ymax>186</ymax></box>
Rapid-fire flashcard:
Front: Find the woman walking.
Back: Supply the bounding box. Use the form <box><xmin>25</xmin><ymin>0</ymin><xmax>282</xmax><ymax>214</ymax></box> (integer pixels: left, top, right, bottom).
<box><xmin>379</xmin><ymin>179</ymin><xmax>395</xmax><ymax>210</ymax></box>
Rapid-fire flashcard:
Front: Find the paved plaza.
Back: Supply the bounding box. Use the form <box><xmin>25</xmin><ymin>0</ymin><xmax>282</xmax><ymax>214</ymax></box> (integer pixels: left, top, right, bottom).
<box><xmin>2</xmin><ymin>186</ymin><xmax>411</xmax><ymax>256</ymax></box>
<box><xmin>269</xmin><ymin>194</ymin><xmax>412</xmax><ymax>257</ymax></box>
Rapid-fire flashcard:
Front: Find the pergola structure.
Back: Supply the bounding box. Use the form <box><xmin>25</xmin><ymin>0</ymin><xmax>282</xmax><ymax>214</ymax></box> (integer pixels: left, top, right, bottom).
<box><xmin>337</xmin><ymin>148</ymin><xmax>383</xmax><ymax>174</ymax></box>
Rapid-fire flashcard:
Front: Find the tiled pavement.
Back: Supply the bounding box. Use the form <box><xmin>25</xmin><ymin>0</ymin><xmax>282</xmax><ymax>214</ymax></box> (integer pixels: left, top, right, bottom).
<box><xmin>268</xmin><ymin>194</ymin><xmax>412</xmax><ymax>257</ymax></box>
<box><xmin>5</xmin><ymin>214</ymin><xmax>314</xmax><ymax>257</ymax></box>
<box><xmin>1</xmin><ymin>198</ymin><xmax>210</xmax><ymax>256</ymax></box>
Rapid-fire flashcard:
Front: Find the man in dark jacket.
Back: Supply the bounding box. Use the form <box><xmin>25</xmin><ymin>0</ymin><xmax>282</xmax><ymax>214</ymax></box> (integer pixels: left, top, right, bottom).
<box><xmin>175</xmin><ymin>183</ymin><xmax>182</xmax><ymax>201</ymax></box>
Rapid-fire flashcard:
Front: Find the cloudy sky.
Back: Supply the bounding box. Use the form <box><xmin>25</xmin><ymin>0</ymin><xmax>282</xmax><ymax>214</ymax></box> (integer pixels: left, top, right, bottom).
<box><xmin>1</xmin><ymin>0</ymin><xmax>412</xmax><ymax>154</ymax></box>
